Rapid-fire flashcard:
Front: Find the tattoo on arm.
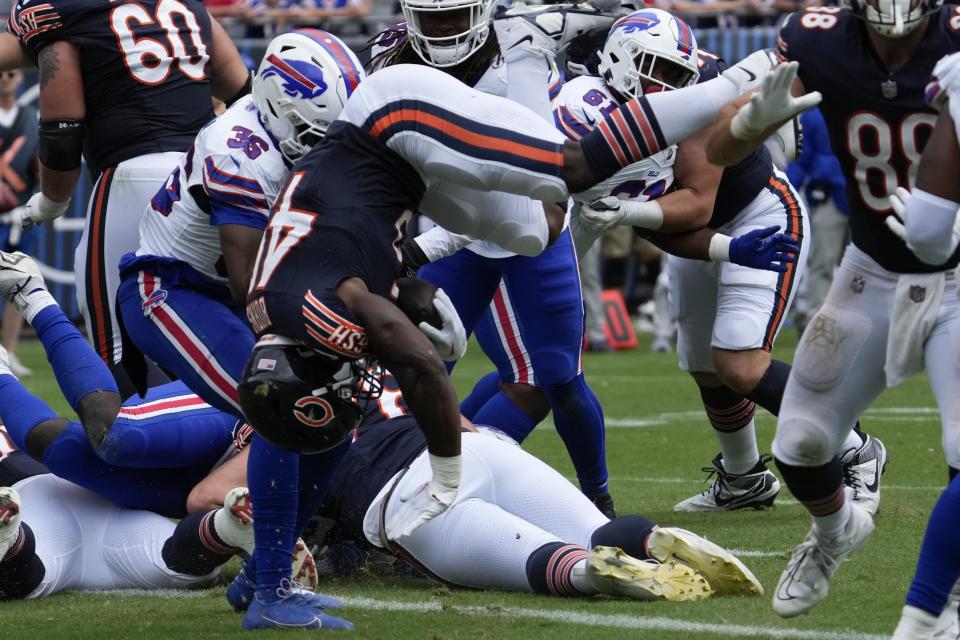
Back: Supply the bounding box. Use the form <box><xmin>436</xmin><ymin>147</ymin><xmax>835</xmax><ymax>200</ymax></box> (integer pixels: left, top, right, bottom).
<box><xmin>38</xmin><ymin>46</ymin><xmax>59</xmax><ymax>89</ymax></box>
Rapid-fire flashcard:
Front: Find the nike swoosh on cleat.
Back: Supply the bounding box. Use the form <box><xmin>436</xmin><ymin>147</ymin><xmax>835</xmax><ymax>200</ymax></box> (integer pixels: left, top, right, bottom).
<box><xmin>507</xmin><ymin>35</ymin><xmax>534</xmax><ymax>50</ymax></box>
<box><xmin>865</xmin><ymin>459</ymin><xmax>880</xmax><ymax>493</ymax></box>
<box><xmin>740</xmin><ymin>68</ymin><xmax>757</xmax><ymax>82</ymax></box>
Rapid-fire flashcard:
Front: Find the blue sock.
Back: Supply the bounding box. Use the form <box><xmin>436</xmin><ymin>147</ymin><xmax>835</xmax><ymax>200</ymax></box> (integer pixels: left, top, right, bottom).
<box><xmin>41</xmin><ymin>423</ymin><xmax>200</xmax><ymax>517</ymax></box>
<box><xmin>295</xmin><ymin>441</ymin><xmax>350</xmax><ymax>534</ymax></box>
<box><xmin>248</xmin><ymin>435</ymin><xmax>301</xmax><ymax>602</ymax></box>
<box><xmin>524</xmin><ymin>541</ymin><xmax>589</xmax><ymax>596</ymax></box>
<box><xmin>590</xmin><ymin>516</ymin><xmax>657</xmax><ymax>560</ymax></box>
<box><xmin>32</xmin><ymin>305</ymin><xmax>118</xmax><ymax>410</ymax></box>
<box><xmin>542</xmin><ymin>374</ymin><xmax>608</xmax><ymax>496</ymax></box>
<box><xmin>460</xmin><ymin>371</ymin><xmax>501</xmax><ymax>420</ymax></box>
<box><xmin>472</xmin><ymin>390</ymin><xmax>539</xmax><ymax>443</ymax></box>
<box><xmin>906</xmin><ymin>474</ymin><xmax>960</xmax><ymax>615</ymax></box>
<box><xmin>0</xmin><ymin>375</ymin><xmax>57</xmax><ymax>451</ymax></box>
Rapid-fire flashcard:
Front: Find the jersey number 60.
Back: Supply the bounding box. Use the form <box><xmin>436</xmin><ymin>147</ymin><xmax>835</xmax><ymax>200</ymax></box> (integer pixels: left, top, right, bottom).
<box><xmin>111</xmin><ymin>0</ymin><xmax>209</xmax><ymax>85</ymax></box>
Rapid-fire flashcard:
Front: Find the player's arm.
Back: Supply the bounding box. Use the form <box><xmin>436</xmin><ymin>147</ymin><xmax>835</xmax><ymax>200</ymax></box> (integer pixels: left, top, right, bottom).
<box><xmin>220</xmin><ymin>225</ymin><xmax>265</xmax><ymax>304</ymax></box>
<box><xmin>639</xmin><ymin>224</ymin><xmax>798</xmax><ymax>272</ymax></box>
<box><xmin>885</xmin><ymin>108</ymin><xmax>960</xmax><ymax>265</ymax></box>
<box><xmin>706</xmin><ymin>63</ymin><xmax>819</xmax><ymax>167</ymax></box>
<box><xmin>187</xmin><ymin>444</ymin><xmax>249</xmax><ymax>512</ymax></box>
<box><xmin>208</xmin><ymin>20</ymin><xmax>251</xmax><ymax>106</ymax></box>
<box><xmin>0</xmin><ymin>32</ymin><xmax>30</xmax><ymax>71</ymax></box>
<box><xmin>22</xmin><ymin>41</ymin><xmax>84</xmax><ymax>229</ymax></box>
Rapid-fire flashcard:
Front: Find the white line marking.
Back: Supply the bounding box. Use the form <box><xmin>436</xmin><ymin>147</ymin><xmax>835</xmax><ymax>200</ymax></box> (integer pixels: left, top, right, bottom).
<box><xmin>92</xmin><ymin>588</ymin><xmax>212</xmax><ymax>599</ymax></box>
<box><xmin>337</xmin><ymin>596</ymin><xmax>886</xmax><ymax>640</ymax></box>
<box><xmin>613</xmin><ymin>476</ymin><xmax>943</xmax><ymax>492</ymax></box>
<box><xmin>729</xmin><ymin>549</ymin><xmax>788</xmax><ymax>558</ymax></box>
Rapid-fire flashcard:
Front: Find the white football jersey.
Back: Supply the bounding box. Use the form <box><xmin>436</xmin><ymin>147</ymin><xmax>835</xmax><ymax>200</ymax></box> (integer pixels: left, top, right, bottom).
<box><xmin>136</xmin><ymin>95</ymin><xmax>289</xmax><ymax>286</ymax></box>
<box><xmin>553</xmin><ymin>75</ymin><xmax>676</xmax><ymax>204</ymax></box>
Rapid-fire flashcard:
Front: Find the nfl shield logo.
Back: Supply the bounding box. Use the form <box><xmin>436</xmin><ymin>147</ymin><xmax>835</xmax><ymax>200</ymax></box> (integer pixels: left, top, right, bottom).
<box><xmin>909</xmin><ymin>285</ymin><xmax>926</xmax><ymax>303</ymax></box>
<box><xmin>881</xmin><ymin>80</ymin><xmax>899</xmax><ymax>99</ymax></box>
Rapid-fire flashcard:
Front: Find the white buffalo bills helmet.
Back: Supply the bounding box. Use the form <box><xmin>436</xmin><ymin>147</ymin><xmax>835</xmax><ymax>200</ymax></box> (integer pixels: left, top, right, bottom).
<box><xmin>399</xmin><ymin>0</ymin><xmax>495</xmax><ymax>67</ymax></box>
<box><xmin>253</xmin><ymin>29</ymin><xmax>365</xmax><ymax>163</ymax></box>
<box><xmin>598</xmin><ymin>9</ymin><xmax>699</xmax><ymax>98</ymax></box>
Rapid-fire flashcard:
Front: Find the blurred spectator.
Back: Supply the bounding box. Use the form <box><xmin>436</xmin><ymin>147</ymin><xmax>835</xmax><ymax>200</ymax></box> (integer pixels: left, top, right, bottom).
<box><xmin>787</xmin><ymin>107</ymin><xmax>848</xmax><ymax>335</ymax></box>
<box><xmin>0</xmin><ymin>70</ymin><xmax>38</xmax><ymax>377</ymax></box>
<box><xmin>580</xmin><ymin>241</ymin><xmax>612</xmax><ymax>352</ymax></box>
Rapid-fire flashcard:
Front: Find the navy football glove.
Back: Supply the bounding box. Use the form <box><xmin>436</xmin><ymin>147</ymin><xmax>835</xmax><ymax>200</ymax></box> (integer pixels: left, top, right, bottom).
<box><xmin>728</xmin><ymin>225</ymin><xmax>799</xmax><ymax>272</ymax></box>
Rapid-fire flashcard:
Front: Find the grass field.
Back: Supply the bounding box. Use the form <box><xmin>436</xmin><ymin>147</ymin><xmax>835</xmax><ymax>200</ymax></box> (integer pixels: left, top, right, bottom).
<box><xmin>0</xmin><ymin>331</ymin><xmax>945</xmax><ymax>639</ymax></box>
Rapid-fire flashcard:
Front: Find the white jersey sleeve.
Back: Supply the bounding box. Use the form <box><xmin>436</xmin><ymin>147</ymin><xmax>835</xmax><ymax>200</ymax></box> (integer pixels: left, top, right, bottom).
<box><xmin>136</xmin><ymin>95</ymin><xmax>289</xmax><ymax>286</ymax></box>
<box><xmin>553</xmin><ymin>76</ymin><xmax>677</xmax><ymax>204</ymax></box>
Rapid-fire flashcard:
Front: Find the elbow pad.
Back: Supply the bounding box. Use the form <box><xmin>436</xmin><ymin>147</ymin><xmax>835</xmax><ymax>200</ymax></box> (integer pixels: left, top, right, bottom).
<box><xmin>39</xmin><ymin>119</ymin><xmax>86</xmax><ymax>171</ymax></box>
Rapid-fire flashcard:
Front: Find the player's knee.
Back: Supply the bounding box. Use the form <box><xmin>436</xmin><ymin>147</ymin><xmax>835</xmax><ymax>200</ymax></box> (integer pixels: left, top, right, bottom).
<box><xmin>485</xmin><ymin>218</ymin><xmax>549</xmax><ymax>257</ymax></box>
<box><xmin>713</xmin><ymin>350</ymin><xmax>770</xmax><ymax>395</ymax></box>
<box><xmin>502</xmin><ymin>383</ymin><xmax>550</xmax><ymax>422</ymax></box>
<box><xmin>24</xmin><ymin>418</ymin><xmax>71</xmax><ymax>460</ymax></box>
<box><xmin>531</xmin><ymin>349</ymin><xmax>579</xmax><ymax>387</ymax></box>
<box><xmin>941</xmin><ymin>417</ymin><xmax>960</xmax><ymax>472</ymax></box>
<box><xmin>77</xmin><ymin>390</ymin><xmax>122</xmax><ymax>449</ymax></box>
<box><xmin>773</xmin><ymin>417</ymin><xmax>833</xmax><ymax>467</ymax></box>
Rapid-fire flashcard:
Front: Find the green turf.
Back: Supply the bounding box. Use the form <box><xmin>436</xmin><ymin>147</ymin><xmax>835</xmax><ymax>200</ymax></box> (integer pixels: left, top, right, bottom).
<box><xmin>0</xmin><ymin>332</ymin><xmax>942</xmax><ymax>639</ymax></box>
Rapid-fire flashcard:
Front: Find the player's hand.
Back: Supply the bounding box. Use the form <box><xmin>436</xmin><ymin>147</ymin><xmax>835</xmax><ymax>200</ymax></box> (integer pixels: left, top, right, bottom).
<box><xmin>730</xmin><ymin>62</ymin><xmax>822</xmax><ymax>141</ymax></box>
<box><xmin>417</xmin><ymin>288</ymin><xmax>467</xmax><ymax>362</ymax></box>
<box><xmin>885</xmin><ymin>187</ymin><xmax>910</xmax><ymax>241</ymax></box>
<box><xmin>728</xmin><ymin>225</ymin><xmax>799</xmax><ymax>272</ymax></box>
<box><xmin>928</xmin><ymin>53</ymin><xmax>960</xmax><ymax>109</ymax></box>
<box><xmin>721</xmin><ymin>48</ymin><xmax>778</xmax><ymax>95</ymax></box>
<box><xmin>385</xmin><ymin>454</ymin><xmax>461</xmax><ymax>540</ymax></box>
<box><xmin>21</xmin><ymin>192</ymin><xmax>70</xmax><ymax>230</ymax></box>
<box><xmin>581</xmin><ymin>196</ymin><xmax>624</xmax><ymax>233</ymax></box>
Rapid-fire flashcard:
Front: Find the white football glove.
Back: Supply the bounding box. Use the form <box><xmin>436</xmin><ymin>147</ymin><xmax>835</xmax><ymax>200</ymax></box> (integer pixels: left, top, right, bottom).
<box><xmin>417</xmin><ymin>288</ymin><xmax>467</xmax><ymax>362</ymax></box>
<box><xmin>582</xmin><ymin>196</ymin><xmax>664</xmax><ymax>233</ymax></box>
<box><xmin>928</xmin><ymin>52</ymin><xmax>960</xmax><ymax>110</ymax></box>
<box><xmin>721</xmin><ymin>48</ymin><xmax>778</xmax><ymax>95</ymax></box>
<box><xmin>886</xmin><ymin>186</ymin><xmax>960</xmax><ymax>264</ymax></box>
<box><xmin>730</xmin><ymin>62</ymin><xmax>822</xmax><ymax>141</ymax></box>
<box><xmin>385</xmin><ymin>453</ymin><xmax>461</xmax><ymax>540</ymax></box>
<box><xmin>21</xmin><ymin>192</ymin><xmax>70</xmax><ymax>230</ymax></box>
<box><xmin>884</xmin><ymin>187</ymin><xmax>911</xmax><ymax>242</ymax></box>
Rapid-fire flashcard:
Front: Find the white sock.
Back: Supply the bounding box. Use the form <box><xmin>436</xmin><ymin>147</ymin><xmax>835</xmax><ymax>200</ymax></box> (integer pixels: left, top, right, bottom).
<box><xmin>716</xmin><ymin>419</ymin><xmax>761</xmax><ymax>476</ymax></box>
<box><xmin>569</xmin><ymin>558</ymin><xmax>597</xmax><ymax>595</ymax></box>
<box><xmin>15</xmin><ymin>283</ymin><xmax>56</xmax><ymax>325</ymax></box>
<box><xmin>840</xmin><ymin>428</ymin><xmax>864</xmax><ymax>453</ymax></box>
<box><xmin>812</xmin><ymin>499</ymin><xmax>852</xmax><ymax>540</ymax></box>
<box><xmin>892</xmin><ymin>604</ymin><xmax>938</xmax><ymax>639</ymax></box>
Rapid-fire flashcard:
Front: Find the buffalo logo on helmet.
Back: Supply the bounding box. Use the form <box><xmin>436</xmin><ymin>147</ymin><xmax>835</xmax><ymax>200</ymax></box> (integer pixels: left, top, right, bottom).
<box><xmin>293</xmin><ymin>395</ymin><xmax>335</xmax><ymax>428</ymax></box>
<box><xmin>612</xmin><ymin>12</ymin><xmax>661</xmax><ymax>34</ymax></box>
<box><xmin>261</xmin><ymin>54</ymin><xmax>328</xmax><ymax>100</ymax></box>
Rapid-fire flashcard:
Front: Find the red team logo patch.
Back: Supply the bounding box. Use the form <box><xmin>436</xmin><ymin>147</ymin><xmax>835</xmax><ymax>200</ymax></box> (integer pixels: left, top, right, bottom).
<box><xmin>293</xmin><ymin>395</ymin><xmax>335</xmax><ymax>428</ymax></box>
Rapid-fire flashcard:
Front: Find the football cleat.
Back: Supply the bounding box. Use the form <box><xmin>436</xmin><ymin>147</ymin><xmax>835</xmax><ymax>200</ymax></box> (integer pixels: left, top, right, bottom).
<box><xmin>589</xmin><ymin>491</ymin><xmax>617</xmax><ymax>519</ymax></box>
<box><xmin>721</xmin><ymin>48</ymin><xmax>779</xmax><ymax>94</ymax></box>
<box><xmin>841</xmin><ymin>434</ymin><xmax>888</xmax><ymax>517</ymax></box>
<box><xmin>226</xmin><ymin>565</ymin><xmax>343</xmax><ymax>614</ymax></box>
<box><xmin>213</xmin><ymin>487</ymin><xmax>254</xmax><ymax>555</ymax></box>
<box><xmin>242</xmin><ymin>589</ymin><xmax>353</xmax><ymax>631</ymax></box>
<box><xmin>934</xmin><ymin>581</ymin><xmax>960</xmax><ymax>639</ymax></box>
<box><xmin>772</xmin><ymin>502</ymin><xmax>874</xmax><ymax>618</ymax></box>
<box><xmin>674</xmin><ymin>454</ymin><xmax>780</xmax><ymax>512</ymax></box>
<box><xmin>0</xmin><ymin>486</ymin><xmax>22</xmax><ymax>560</ymax></box>
<box><xmin>0</xmin><ymin>251</ymin><xmax>54</xmax><ymax>321</ymax></box>
<box><xmin>646</xmin><ymin>526</ymin><xmax>763</xmax><ymax>596</ymax></box>
<box><xmin>493</xmin><ymin>2</ymin><xmax>615</xmax><ymax>60</ymax></box>
<box><xmin>6</xmin><ymin>352</ymin><xmax>31</xmax><ymax>378</ymax></box>
<box><xmin>585</xmin><ymin>545</ymin><xmax>712</xmax><ymax>601</ymax></box>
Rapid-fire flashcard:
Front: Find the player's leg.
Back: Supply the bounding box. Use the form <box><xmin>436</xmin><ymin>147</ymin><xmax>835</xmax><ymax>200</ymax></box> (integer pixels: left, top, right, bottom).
<box><xmin>117</xmin><ymin>268</ymin><xmax>253</xmax><ymax>417</ymax></box>
<box><xmin>74</xmin><ymin>152</ymin><xmax>181</xmax><ymax>372</ymax></box>
<box><xmin>770</xmin><ymin>247</ymin><xmax>892</xmax><ymax>617</ymax></box>
<box><xmin>340</xmin><ymin>63</ymin><xmax>748</xmax><ymax>201</ymax></box>
<box><xmin>893</xmin><ymin>474</ymin><xmax>960</xmax><ymax>639</ymax></box>
<box><xmin>925</xmin><ymin>282</ymin><xmax>960</xmax><ymax>479</ymax></box>
<box><xmin>459</xmin><ymin>370</ymin><xmax>502</xmax><ymax>421</ymax></box>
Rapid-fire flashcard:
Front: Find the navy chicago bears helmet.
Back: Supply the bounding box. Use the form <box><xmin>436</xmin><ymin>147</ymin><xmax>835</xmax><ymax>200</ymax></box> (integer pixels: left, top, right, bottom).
<box><xmin>238</xmin><ymin>335</ymin><xmax>375</xmax><ymax>454</ymax></box>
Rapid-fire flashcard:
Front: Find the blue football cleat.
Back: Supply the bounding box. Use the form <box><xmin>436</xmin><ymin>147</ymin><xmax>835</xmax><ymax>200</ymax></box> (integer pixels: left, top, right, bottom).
<box><xmin>242</xmin><ymin>593</ymin><xmax>354</xmax><ymax>631</ymax></box>
<box><xmin>227</xmin><ymin>569</ymin><xmax>343</xmax><ymax>613</ymax></box>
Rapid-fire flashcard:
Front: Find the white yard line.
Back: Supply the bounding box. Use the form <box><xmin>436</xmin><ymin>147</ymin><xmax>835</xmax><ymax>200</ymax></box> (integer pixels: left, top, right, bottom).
<box><xmin>613</xmin><ymin>476</ymin><xmax>943</xmax><ymax>492</ymax></box>
<box><xmin>728</xmin><ymin>549</ymin><xmax>789</xmax><ymax>558</ymax></box>
<box><xmin>337</xmin><ymin>596</ymin><xmax>887</xmax><ymax>640</ymax></box>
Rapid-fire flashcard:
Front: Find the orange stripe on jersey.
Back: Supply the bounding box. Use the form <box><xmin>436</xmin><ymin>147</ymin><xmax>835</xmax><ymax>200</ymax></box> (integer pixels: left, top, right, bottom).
<box><xmin>627</xmin><ymin>100</ymin><xmax>659</xmax><ymax>156</ymax></box>
<box><xmin>366</xmin><ymin>108</ymin><xmax>563</xmax><ymax>168</ymax></box>
<box><xmin>596</xmin><ymin>121</ymin><xmax>629</xmax><ymax>167</ymax></box>
<box><xmin>610</xmin><ymin>110</ymin><xmax>642</xmax><ymax>164</ymax></box>
<box><xmin>763</xmin><ymin>176</ymin><xmax>803</xmax><ymax>350</ymax></box>
<box><xmin>89</xmin><ymin>168</ymin><xmax>114</xmax><ymax>363</ymax></box>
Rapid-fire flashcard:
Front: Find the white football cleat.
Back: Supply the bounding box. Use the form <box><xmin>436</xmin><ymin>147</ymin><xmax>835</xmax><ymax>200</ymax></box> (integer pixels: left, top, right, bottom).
<box><xmin>6</xmin><ymin>352</ymin><xmax>31</xmax><ymax>378</ymax></box>
<box><xmin>493</xmin><ymin>2</ymin><xmax>615</xmax><ymax>60</ymax></box>
<box><xmin>646</xmin><ymin>526</ymin><xmax>763</xmax><ymax>596</ymax></box>
<box><xmin>674</xmin><ymin>454</ymin><xmax>780</xmax><ymax>512</ymax></box>
<box><xmin>213</xmin><ymin>487</ymin><xmax>254</xmax><ymax>555</ymax></box>
<box><xmin>585</xmin><ymin>545</ymin><xmax>713</xmax><ymax>601</ymax></box>
<box><xmin>0</xmin><ymin>251</ymin><xmax>44</xmax><ymax>300</ymax></box>
<box><xmin>0</xmin><ymin>486</ymin><xmax>23</xmax><ymax>560</ymax></box>
<box><xmin>773</xmin><ymin>502</ymin><xmax>874</xmax><ymax>618</ymax></box>
<box><xmin>721</xmin><ymin>48</ymin><xmax>779</xmax><ymax>94</ymax></box>
<box><xmin>841</xmin><ymin>434</ymin><xmax>887</xmax><ymax>517</ymax></box>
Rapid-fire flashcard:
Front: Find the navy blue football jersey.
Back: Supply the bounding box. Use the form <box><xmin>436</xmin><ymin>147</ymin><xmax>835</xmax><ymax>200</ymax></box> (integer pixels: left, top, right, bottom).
<box><xmin>7</xmin><ymin>0</ymin><xmax>215</xmax><ymax>174</ymax></box>
<box><xmin>778</xmin><ymin>5</ymin><xmax>960</xmax><ymax>273</ymax></box>
<box><xmin>0</xmin><ymin>427</ymin><xmax>47</xmax><ymax>487</ymax></box>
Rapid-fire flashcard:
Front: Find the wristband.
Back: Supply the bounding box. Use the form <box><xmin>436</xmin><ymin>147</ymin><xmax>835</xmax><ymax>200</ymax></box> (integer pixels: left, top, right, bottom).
<box><xmin>428</xmin><ymin>453</ymin><xmax>462</xmax><ymax>489</ymax></box>
<box><xmin>708</xmin><ymin>233</ymin><xmax>732</xmax><ymax>262</ymax></box>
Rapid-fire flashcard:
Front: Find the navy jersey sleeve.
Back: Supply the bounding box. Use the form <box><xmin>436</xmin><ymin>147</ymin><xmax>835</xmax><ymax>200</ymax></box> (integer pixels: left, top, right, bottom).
<box><xmin>7</xmin><ymin>0</ymin><xmax>72</xmax><ymax>62</ymax></box>
<box><xmin>775</xmin><ymin>9</ymin><xmax>842</xmax><ymax>92</ymax></box>
<box><xmin>695</xmin><ymin>50</ymin><xmax>726</xmax><ymax>81</ymax></box>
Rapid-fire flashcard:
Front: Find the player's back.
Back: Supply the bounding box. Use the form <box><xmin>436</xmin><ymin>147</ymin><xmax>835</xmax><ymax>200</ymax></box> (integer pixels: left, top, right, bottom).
<box><xmin>9</xmin><ymin>0</ymin><xmax>215</xmax><ymax>174</ymax></box>
<box><xmin>134</xmin><ymin>95</ymin><xmax>287</xmax><ymax>289</ymax></box>
<box><xmin>777</xmin><ymin>5</ymin><xmax>960</xmax><ymax>272</ymax></box>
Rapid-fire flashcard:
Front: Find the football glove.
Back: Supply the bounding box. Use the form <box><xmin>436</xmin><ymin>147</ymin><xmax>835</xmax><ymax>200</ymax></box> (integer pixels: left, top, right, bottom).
<box><xmin>886</xmin><ymin>186</ymin><xmax>960</xmax><ymax>265</ymax></box>
<box><xmin>417</xmin><ymin>288</ymin><xmax>467</xmax><ymax>362</ymax></box>
<box><xmin>21</xmin><ymin>192</ymin><xmax>70</xmax><ymax>230</ymax></box>
<box><xmin>720</xmin><ymin>225</ymin><xmax>799</xmax><ymax>272</ymax></box>
<box><xmin>927</xmin><ymin>52</ymin><xmax>960</xmax><ymax>110</ymax></box>
<box><xmin>385</xmin><ymin>453</ymin><xmax>461</xmax><ymax>540</ymax></box>
<box><xmin>730</xmin><ymin>62</ymin><xmax>822</xmax><ymax>140</ymax></box>
<box><xmin>581</xmin><ymin>196</ymin><xmax>663</xmax><ymax>233</ymax></box>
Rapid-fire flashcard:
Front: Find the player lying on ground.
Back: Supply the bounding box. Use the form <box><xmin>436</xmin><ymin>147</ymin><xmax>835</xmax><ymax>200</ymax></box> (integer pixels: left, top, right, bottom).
<box><xmin>235</xmin><ymin>32</ymin><xmax>821</xmax><ymax>629</ymax></box>
<box><xmin>705</xmin><ymin>0</ymin><xmax>960</xmax><ymax>618</ymax></box>
<box><xmin>539</xmin><ymin>8</ymin><xmax>883</xmax><ymax>515</ymax></box>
